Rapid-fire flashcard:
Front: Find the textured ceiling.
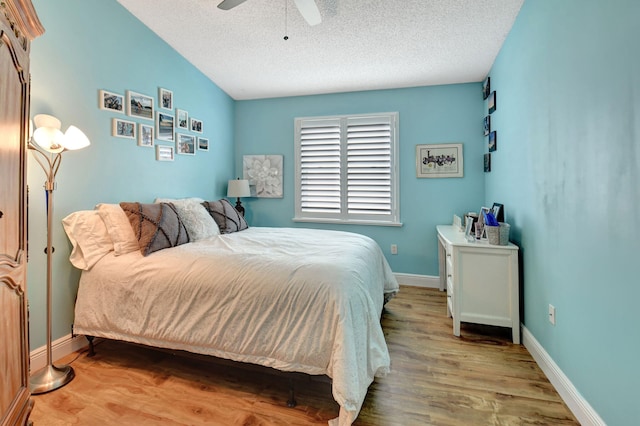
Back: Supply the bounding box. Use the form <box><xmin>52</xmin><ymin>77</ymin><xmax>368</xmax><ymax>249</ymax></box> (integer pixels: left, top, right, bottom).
<box><xmin>116</xmin><ymin>0</ymin><xmax>524</xmax><ymax>100</ymax></box>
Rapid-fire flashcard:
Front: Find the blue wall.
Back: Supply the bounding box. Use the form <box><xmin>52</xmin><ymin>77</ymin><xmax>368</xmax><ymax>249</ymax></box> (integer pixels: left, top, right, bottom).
<box><xmin>26</xmin><ymin>0</ymin><xmax>637</xmax><ymax>423</ymax></box>
<box><xmin>487</xmin><ymin>0</ymin><xmax>639</xmax><ymax>424</ymax></box>
<box><xmin>235</xmin><ymin>84</ymin><xmax>485</xmax><ymax>274</ymax></box>
<box><xmin>28</xmin><ymin>0</ymin><xmax>235</xmax><ymax>349</ymax></box>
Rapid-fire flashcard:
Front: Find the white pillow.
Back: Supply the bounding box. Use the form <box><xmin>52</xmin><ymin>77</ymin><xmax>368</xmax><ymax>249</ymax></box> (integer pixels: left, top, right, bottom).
<box><xmin>62</xmin><ymin>210</ymin><xmax>113</xmax><ymax>270</ymax></box>
<box><xmin>96</xmin><ymin>203</ymin><xmax>140</xmax><ymax>255</ymax></box>
<box><xmin>154</xmin><ymin>197</ymin><xmax>219</xmax><ymax>241</ymax></box>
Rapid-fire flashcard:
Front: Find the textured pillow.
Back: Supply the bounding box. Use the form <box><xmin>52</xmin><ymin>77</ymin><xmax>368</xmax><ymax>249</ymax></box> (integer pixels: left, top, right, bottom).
<box><xmin>201</xmin><ymin>199</ymin><xmax>249</xmax><ymax>234</ymax></box>
<box><xmin>62</xmin><ymin>210</ymin><xmax>113</xmax><ymax>270</ymax></box>
<box><xmin>119</xmin><ymin>202</ymin><xmax>190</xmax><ymax>256</ymax></box>
<box><xmin>154</xmin><ymin>197</ymin><xmax>219</xmax><ymax>241</ymax></box>
<box><xmin>96</xmin><ymin>203</ymin><xmax>140</xmax><ymax>256</ymax></box>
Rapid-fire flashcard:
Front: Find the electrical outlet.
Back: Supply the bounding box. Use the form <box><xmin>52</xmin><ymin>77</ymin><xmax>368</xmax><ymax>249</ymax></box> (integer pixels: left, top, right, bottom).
<box><xmin>548</xmin><ymin>304</ymin><xmax>556</xmax><ymax>325</ymax></box>
<box><xmin>390</xmin><ymin>244</ymin><xmax>398</xmax><ymax>255</ymax></box>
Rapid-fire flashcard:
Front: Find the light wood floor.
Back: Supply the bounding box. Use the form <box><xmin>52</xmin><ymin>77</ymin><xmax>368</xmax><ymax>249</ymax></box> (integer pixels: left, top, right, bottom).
<box><xmin>31</xmin><ymin>286</ymin><xmax>579</xmax><ymax>425</ymax></box>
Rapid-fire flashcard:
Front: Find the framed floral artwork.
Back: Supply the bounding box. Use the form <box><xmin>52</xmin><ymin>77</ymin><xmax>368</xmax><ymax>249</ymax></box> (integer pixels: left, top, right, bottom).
<box><xmin>242</xmin><ymin>154</ymin><xmax>283</xmax><ymax>198</ymax></box>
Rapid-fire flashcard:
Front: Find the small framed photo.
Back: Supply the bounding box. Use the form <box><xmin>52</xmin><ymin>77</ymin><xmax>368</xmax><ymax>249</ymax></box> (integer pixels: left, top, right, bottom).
<box><xmin>491</xmin><ymin>202</ymin><xmax>504</xmax><ymax>222</ymax></box>
<box><xmin>126</xmin><ymin>90</ymin><xmax>154</xmax><ymax>120</ymax></box>
<box><xmin>482</xmin><ymin>77</ymin><xmax>490</xmax><ymax>100</ymax></box>
<box><xmin>416</xmin><ymin>143</ymin><xmax>463</xmax><ymax>178</ymax></box>
<box><xmin>99</xmin><ymin>90</ymin><xmax>124</xmax><ymax>113</ymax></box>
<box><xmin>197</xmin><ymin>137</ymin><xmax>209</xmax><ymax>151</ymax></box>
<box><xmin>156</xmin><ymin>112</ymin><xmax>174</xmax><ymax>141</ymax></box>
<box><xmin>190</xmin><ymin>117</ymin><xmax>203</xmax><ymax>133</ymax></box>
<box><xmin>484</xmin><ymin>153</ymin><xmax>491</xmax><ymax>173</ymax></box>
<box><xmin>155</xmin><ymin>144</ymin><xmax>174</xmax><ymax>162</ymax></box>
<box><xmin>176</xmin><ymin>109</ymin><xmax>189</xmax><ymax>129</ymax></box>
<box><xmin>176</xmin><ymin>133</ymin><xmax>196</xmax><ymax>155</ymax></box>
<box><xmin>477</xmin><ymin>206</ymin><xmax>491</xmax><ymax>240</ymax></box>
<box><xmin>159</xmin><ymin>87</ymin><xmax>173</xmax><ymax>110</ymax></box>
<box><xmin>488</xmin><ymin>91</ymin><xmax>497</xmax><ymax>114</ymax></box>
<box><xmin>112</xmin><ymin>118</ymin><xmax>135</xmax><ymax>139</ymax></box>
<box><xmin>464</xmin><ymin>215</ymin><xmax>474</xmax><ymax>241</ymax></box>
<box><xmin>483</xmin><ymin>115</ymin><xmax>491</xmax><ymax>136</ymax></box>
<box><xmin>138</xmin><ymin>124</ymin><xmax>154</xmax><ymax>147</ymax></box>
<box><xmin>489</xmin><ymin>131</ymin><xmax>497</xmax><ymax>152</ymax></box>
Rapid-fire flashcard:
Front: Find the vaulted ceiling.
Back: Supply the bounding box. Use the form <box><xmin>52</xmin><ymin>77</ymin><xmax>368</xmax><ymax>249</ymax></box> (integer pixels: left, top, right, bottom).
<box><xmin>117</xmin><ymin>0</ymin><xmax>524</xmax><ymax>100</ymax></box>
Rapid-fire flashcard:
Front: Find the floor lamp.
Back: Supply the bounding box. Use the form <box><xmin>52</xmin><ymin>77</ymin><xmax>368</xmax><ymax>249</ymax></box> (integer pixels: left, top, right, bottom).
<box><xmin>28</xmin><ymin>114</ymin><xmax>90</xmax><ymax>394</ymax></box>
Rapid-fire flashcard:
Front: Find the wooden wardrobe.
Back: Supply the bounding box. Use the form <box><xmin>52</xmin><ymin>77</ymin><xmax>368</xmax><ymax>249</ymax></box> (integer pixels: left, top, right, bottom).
<box><xmin>1</xmin><ymin>1</ymin><xmax>43</xmax><ymax>425</ymax></box>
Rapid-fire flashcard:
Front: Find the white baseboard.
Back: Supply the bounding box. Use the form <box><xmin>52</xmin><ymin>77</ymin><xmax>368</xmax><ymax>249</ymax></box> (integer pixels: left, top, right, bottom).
<box><xmin>394</xmin><ymin>273</ymin><xmax>440</xmax><ymax>289</ymax></box>
<box><xmin>522</xmin><ymin>326</ymin><xmax>605</xmax><ymax>426</ymax></box>
<box><xmin>30</xmin><ymin>333</ymin><xmax>88</xmax><ymax>373</ymax></box>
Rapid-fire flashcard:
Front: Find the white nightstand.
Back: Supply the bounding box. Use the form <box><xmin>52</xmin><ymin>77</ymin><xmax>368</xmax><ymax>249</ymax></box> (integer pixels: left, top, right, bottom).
<box><xmin>437</xmin><ymin>225</ymin><xmax>521</xmax><ymax>344</ymax></box>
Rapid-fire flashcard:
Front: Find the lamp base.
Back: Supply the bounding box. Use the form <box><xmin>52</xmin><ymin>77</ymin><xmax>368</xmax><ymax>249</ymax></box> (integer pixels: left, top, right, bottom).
<box><xmin>30</xmin><ymin>363</ymin><xmax>75</xmax><ymax>394</ymax></box>
<box><xmin>235</xmin><ymin>198</ymin><xmax>245</xmax><ymax>216</ymax></box>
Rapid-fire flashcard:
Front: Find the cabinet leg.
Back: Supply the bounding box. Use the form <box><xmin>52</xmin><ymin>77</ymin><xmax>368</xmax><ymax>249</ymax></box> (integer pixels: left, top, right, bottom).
<box><xmin>453</xmin><ymin>320</ymin><xmax>461</xmax><ymax>337</ymax></box>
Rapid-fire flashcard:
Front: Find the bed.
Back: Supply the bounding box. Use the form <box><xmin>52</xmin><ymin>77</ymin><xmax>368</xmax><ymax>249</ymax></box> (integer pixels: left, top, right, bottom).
<box><xmin>64</xmin><ymin>199</ymin><xmax>399</xmax><ymax>426</ymax></box>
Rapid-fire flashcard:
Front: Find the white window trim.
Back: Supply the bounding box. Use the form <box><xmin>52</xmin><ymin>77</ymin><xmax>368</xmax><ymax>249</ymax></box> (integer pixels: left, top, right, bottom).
<box><xmin>293</xmin><ymin>112</ymin><xmax>401</xmax><ymax>226</ymax></box>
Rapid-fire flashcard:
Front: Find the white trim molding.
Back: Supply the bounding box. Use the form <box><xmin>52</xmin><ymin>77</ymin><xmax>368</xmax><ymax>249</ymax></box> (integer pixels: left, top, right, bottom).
<box><xmin>522</xmin><ymin>326</ymin><xmax>606</xmax><ymax>426</ymax></box>
<box><xmin>394</xmin><ymin>273</ymin><xmax>440</xmax><ymax>289</ymax></box>
<box><xmin>29</xmin><ymin>333</ymin><xmax>88</xmax><ymax>374</ymax></box>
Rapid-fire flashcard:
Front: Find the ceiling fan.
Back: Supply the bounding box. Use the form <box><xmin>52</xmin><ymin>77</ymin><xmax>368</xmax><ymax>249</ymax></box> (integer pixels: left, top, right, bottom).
<box><xmin>217</xmin><ymin>0</ymin><xmax>322</xmax><ymax>26</ymax></box>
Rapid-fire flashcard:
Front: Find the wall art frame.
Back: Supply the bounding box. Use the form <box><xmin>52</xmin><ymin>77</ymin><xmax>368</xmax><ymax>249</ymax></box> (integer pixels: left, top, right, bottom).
<box><xmin>155</xmin><ymin>144</ymin><xmax>174</xmax><ymax>162</ymax></box>
<box><xmin>99</xmin><ymin>89</ymin><xmax>124</xmax><ymax>113</ymax></box>
<box><xmin>415</xmin><ymin>143</ymin><xmax>463</xmax><ymax>178</ymax></box>
<box><xmin>176</xmin><ymin>109</ymin><xmax>188</xmax><ymax>129</ymax></box>
<box><xmin>483</xmin><ymin>115</ymin><xmax>491</xmax><ymax>136</ymax></box>
<box><xmin>138</xmin><ymin>123</ymin><xmax>154</xmax><ymax>147</ymax></box>
<box><xmin>197</xmin><ymin>137</ymin><xmax>209</xmax><ymax>151</ymax></box>
<box><xmin>176</xmin><ymin>133</ymin><xmax>196</xmax><ymax>155</ymax></box>
<box><xmin>242</xmin><ymin>154</ymin><xmax>284</xmax><ymax>198</ymax></box>
<box><xmin>489</xmin><ymin>131</ymin><xmax>497</xmax><ymax>152</ymax></box>
<box><xmin>159</xmin><ymin>87</ymin><xmax>173</xmax><ymax>110</ymax></box>
<box><xmin>482</xmin><ymin>76</ymin><xmax>490</xmax><ymax>100</ymax></box>
<box><xmin>112</xmin><ymin>118</ymin><xmax>135</xmax><ymax>139</ymax></box>
<box><xmin>156</xmin><ymin>111</ymin><xmax>174</xmax><ymax>141</ymax></box>
<box><xmin>126</xmin><ymin>90</ymin><xmax>154</xmax><ymax>120</ymax></box>
<box><xmin>488</xmin><ymin>91</ymin><xmax>497</xmax><ymax>114</ymax></box>
<box><xmin>190</xmin><ymin>117</ymin><xmax>203</xmax><ymax>133</ymax></box>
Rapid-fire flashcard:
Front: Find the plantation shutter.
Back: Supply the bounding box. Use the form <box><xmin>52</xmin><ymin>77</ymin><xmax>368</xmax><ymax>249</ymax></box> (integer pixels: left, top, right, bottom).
<box><xmin>295</xmin><ymin>113</ymin><xmax>399</xmax><ymax>225</ymax></box>
<box><xmin>299</xmin><ymin>118</ymin><xmax>342</xmax><ymax>214</ymax></box>
<box><xmin>346</xmin><ymin>116</ymin><xmax>392</xmax><ymax>216</ymax></box>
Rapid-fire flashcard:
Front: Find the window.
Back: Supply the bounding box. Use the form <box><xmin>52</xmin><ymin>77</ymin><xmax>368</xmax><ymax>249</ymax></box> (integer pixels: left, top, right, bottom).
<box><xmin>294</xmin><ymin>112</ymin><xmax>400</xmax><ymax>226</ymax></box>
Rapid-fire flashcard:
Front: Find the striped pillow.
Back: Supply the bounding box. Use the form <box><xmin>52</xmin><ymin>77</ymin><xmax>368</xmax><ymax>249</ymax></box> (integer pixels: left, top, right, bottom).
<box><xmin>119</xmin><ymin>202</ymin><xmax>189</xmax><ymax>256</ymax></box>
<box><xmin>201</xmin><ymin>199</ymin><xmax>248</xmax><ymax>234</ymax></box>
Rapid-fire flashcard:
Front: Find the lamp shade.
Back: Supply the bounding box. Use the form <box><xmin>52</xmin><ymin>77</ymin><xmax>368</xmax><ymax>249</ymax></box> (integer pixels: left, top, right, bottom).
<box><xmin>63</xmin><ymin>125</ymin><xmax>90</xmax><ymax>150</ymax></box>
<box><xmin>33</xmin><ymin>114</ymin><xmax>61</xmax><ymax>130</ymax></box>
<box><xmin>227</xmin><ymin>179</ymin><xmax>251</xmax><ymax>198</ymax></box>
<box><xmin>32</xmin><ymin>127</ymin><xmax>65</xmax><ymax>153</ymax></box>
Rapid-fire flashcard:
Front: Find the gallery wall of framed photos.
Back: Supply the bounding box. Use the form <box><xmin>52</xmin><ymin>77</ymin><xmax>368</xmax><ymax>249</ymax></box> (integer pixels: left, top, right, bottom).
<box><xmin>482</xmin><ymin>76</ymin><xmax>497</xmax><ymax>173</ymax></box>
<box><xmin>98</xmin><ymin>87</ymin><xmax>210</xmax><ymax>162</ymax></box>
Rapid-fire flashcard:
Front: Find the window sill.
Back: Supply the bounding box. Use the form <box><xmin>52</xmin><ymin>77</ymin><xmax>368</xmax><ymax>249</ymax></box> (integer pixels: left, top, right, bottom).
<box><xmin>292</xmin><ymin>217</ymin><xmax>403</xmax><ymax>227</ymax></box>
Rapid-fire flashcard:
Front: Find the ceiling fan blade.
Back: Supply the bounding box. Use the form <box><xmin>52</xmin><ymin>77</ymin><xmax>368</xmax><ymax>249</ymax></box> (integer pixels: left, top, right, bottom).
<box><xmin>217</xmin><ymin>0</ymin><xmax>248</xmax><ymax>10</ymax></box>
<box><xmin>293</xmin><ymin>0</ymin><xmax>321</xmax><ymax>26</ymax></box>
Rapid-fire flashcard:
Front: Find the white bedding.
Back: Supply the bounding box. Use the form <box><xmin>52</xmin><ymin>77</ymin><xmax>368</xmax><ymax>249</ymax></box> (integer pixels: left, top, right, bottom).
<box><xmin>73</xmin><ymin>227</ymin><xmax>399</xmax><ymax>425</ymax></box>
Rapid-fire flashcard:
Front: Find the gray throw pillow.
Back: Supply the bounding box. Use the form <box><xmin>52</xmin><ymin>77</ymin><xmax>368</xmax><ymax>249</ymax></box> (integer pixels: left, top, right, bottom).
<box><xmin>201</xmin><ymin>199</ymin><xmax>248</xmax><ymax>234</ymax></box>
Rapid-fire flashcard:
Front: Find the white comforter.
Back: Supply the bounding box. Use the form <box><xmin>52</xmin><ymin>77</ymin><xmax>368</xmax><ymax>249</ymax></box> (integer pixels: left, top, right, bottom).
<box><xmin>74</xmin><ymin>227</ymin><xmax>398</xmax><ymax>425</ymax></box>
